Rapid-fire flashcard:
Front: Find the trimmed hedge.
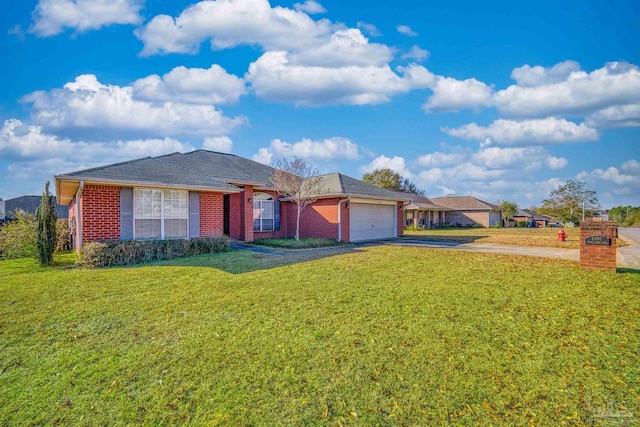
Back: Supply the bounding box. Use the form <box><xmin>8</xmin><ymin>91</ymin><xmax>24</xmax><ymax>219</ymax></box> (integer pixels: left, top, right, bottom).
<box><xmin>79</xmin><ymin>237</ymin><xmax>229</xmax><ymax>268</ymax></box>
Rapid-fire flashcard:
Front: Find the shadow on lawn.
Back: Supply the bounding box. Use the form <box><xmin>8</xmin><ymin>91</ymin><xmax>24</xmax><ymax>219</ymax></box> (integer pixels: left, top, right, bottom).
<box><xmin>398</xmin><ymin>234</ymin><xmax>488</xmax><ymax>244</ymax></box>
<box><xmin>150</xmin><ymin>245</ymin><xmax>364</xmax><ymax>274</ymax></box>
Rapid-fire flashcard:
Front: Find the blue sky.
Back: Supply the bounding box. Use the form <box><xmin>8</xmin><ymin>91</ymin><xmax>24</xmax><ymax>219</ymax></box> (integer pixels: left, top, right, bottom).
<box><xmin>1</xmin><ymin>0</ymin><xmax>638</xmax><ymax>208</ymax></box>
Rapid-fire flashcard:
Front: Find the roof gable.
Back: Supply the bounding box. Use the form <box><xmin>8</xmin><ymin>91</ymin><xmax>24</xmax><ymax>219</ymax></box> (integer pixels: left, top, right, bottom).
<box><xmin>313</xmin><ymin>173</ymin><xmax>410</xmax><ymax>201</ymax></box>
<box><xmin>430</xmin><ymin>196</ymin><xmax>500</xmax><ymax>211</ymax></box>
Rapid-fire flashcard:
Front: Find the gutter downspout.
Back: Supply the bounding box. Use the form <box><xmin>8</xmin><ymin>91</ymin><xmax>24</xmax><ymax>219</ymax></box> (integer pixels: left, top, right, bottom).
<box><xmin>75</xmin><ymin>180</ymin><xmax>84</xmax><ymax>250</ymax></box>
<box><xmin>337</xmin><ymin>196</ymin><xmax>350</xmax><ymax>242</ymax></box>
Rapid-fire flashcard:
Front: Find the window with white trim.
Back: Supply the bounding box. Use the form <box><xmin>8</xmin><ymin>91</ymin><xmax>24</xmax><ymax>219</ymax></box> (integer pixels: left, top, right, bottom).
<box><xmin>134</xmin><ymin>189</ymin><xmax>188</xmax><ymax>239</ymax></box>
<box><xmin>253</xmin><ymin>193</ymin><xmax>274</xmax><ymax>232</ymax></box>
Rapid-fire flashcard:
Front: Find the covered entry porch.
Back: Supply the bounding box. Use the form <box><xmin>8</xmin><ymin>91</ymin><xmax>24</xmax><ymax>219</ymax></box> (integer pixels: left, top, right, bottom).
<box><xmin>404</xmin><ymin>197</ymin><xmax>451</xmax><ymax>229</ymax></box>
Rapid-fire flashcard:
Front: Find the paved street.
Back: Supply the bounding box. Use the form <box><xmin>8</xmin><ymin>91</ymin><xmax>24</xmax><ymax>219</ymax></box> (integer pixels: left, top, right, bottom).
<box><xmin>618</xmin><ymin>228</ymin><xmax>640</xmax><ymax>269</ymax></box>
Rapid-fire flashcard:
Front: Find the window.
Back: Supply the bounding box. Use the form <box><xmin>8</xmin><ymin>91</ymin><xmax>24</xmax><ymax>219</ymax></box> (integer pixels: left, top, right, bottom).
<box><xmin>253</xmin><ymin>193</ymin><xmax>274</xmax><ymax>232</ymax></box>
<box><xmin>134</xmin><ymin>189</ymin><xmax>188</xmax><ymax>239</ymax></box>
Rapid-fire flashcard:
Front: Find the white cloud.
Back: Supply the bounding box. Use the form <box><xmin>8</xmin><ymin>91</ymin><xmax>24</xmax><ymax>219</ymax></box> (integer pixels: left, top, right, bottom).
<box><xmin>30</xmin><ymin>0</ymin><xmax>143</xmax><ymax>37</ymax></box>
<box><xmin>202</xmin><ymin>136</ymin><xmax>233</xmax><ymax>153</ymax></box>
<box><xmin>396</xmin><ymin>25</ymin><xmax>417</xmax><ymax>36</ymax></box>
<box><xmin>443</xmin><ymin>117</ymin><xmax>599</xmax><ymax>146</ymax></box>
<box><xmin>492</xmin><ymin>61</ymin><xmax>640</xmax><ymax>118</ymax></box>
<box><xmin>8</xmin><ymin>25</ymin><xmax>25</xmax><ymax>41</ymax></box>
<box><xmin>0</xmin><ymin>118</ymin><xmax>195</xmax><ymax>186</ymax></box>
<box><xmin>622</xmin><ymin>159</ymin><xmax>640</xmax><ymax>174</ymax></box>
<box><xmin>135</xmin><ymin>0</ymin><xmax>335</xmax><ymax>56</ymax></box>
<box><xmin>288</xmin><ymin>29</ymin><xmax>393</xmax><ymax>67</ymax></box>
<box><xmin>472</xmin><ymin>146</ymin><xmax>567</xmax><ymax>170</ymax></box>
<box><xmin>577</xmin><ymin>159</ymin><xmax>640</xmax><ymax>200</ymax></box>
<box><xmin>422</xmin><ymin>76</ymin><xmax>493</xmax><ymax>112</ymax></box>
<box><xmin>546</xmin><ymin>156</ymin><xmax>568</xmax><ymax>170</ymax></box>
<box><xmin>585</xmin><ymin>103</ymin><xmax>640</xmax><ymax>129</ymax></box>
<box><xmin>401</xmin><ymin>45</ymin><xmax>429</xmax><ymax>62</ymax></box>
<box><xmin>21</xmin><ymin>74</ymin><xmax>246</xmax><ymax>140</ymax></box>
<box><xmin>0</xmin><ymin>119</ymin><xmax>193</xmax><ymax>161</ymax></box>
<box><xmin>246</xmin><ymin>52</ymin><xmax>434</xmax><ymax>106</ymax></box>
<box><xmin>417</xmin><ymin>149</ymin><xmax>468</xmax><ymax>167</ymax></box>
<box><xmin>293</xmin><ymin>0</ymin><xmax>326</xmax><ymax>14</ymax></box>
<box><xmin>510</xmin><ymin>60</ymin><xmax>581</xmax><ymax>87</ymax></box>
<box><xmin>361</xmin><ymin>155</ymin><xmax>414</xmax><ymax>179</ymax></box>
<box><xmin>132</xmin><ymin>65</ymin><xmax>246</xmax><ymax>105</ymax></box>
<box><xmin>252</xmin><ymin>137</ymin><xmax>360</xmax><ymax>164</ymax></box>
<box><xmin>357</xmin><ymin>22</ymin><xmax>381</xmax><ymax>37</ymax></box>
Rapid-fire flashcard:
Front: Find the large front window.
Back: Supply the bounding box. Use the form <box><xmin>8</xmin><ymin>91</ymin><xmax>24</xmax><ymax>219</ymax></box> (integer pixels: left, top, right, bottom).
<box><xmin>253</xmin><ymin>193</ymin><xmax>274</xmax><ymax>232</ymax></box>
<box><xmin>134</xmin><ymin>189</ymin><xmax>188</xmax><ymax>239</ymax></box>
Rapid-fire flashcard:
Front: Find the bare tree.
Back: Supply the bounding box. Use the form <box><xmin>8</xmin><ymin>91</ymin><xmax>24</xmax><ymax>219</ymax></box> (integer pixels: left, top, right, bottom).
<box><xmin>271</xmin><ymin>158</ymin><xmax>326</xmax><ymax>240</ymax></box>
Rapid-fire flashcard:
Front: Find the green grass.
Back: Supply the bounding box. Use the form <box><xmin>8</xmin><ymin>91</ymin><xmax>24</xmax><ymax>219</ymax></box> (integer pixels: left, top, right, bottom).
<box><xmin>1</xmin><ymin>248</ymin><xmax>639</xmax><ymax>425</ymax></box>
<box><xmin>253</xmin><ymin>237</ymin><xmax>344</xmax><ymax>249</ymax></box>
<box><xmin>404</xmin><ymin>227</ymin><xmax>587</xmax><ymax>249</ymax></box>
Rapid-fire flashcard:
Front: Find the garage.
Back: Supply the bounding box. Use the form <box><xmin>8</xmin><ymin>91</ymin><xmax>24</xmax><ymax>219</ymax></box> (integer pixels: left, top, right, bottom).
<box><xmin>349</xmin><ymin>202</ymin><xmax>397</xmax><ymax>241</ymax></box>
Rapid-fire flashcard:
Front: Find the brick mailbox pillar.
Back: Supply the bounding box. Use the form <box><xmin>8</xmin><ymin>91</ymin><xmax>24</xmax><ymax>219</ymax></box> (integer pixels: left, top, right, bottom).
<box><xmin>579</xmin><ymin>220</ymin><xmax>617</xmax><ymax>272</ymax></box>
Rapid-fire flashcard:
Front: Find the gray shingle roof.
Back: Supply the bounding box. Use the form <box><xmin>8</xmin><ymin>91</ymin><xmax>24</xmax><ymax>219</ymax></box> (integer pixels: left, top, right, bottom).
<box><xmin>4</xmin><ymin>196</ymin><xmax>69</xmax><ymax>219</ymax></box>
<box><xmin>57</xmin><ymin>155</ymin><xmax>240</xmax><ymax>192</ymax></box>
<box><xmin>159</xmin><ymin>150</ymin><xmax>277</xmax><ymax>187</ymax></box>
<box><xmin>430</xmin><ymin>196</ymin><xmax>500</xmax><ymax>211</ymax></box>
<box><xmin>404</xmin><ymin>194</ymin><xmax>452</xmax><ymax>211</ymax></box>
<box><xmin>314</xmin><ymin>173</ymin><xmax>411</xmax><ymax>200</ymax></box>
<box><xmin>515</xmin><ymin>209</ymin><xmax>551</xmax><ymax>220</ymax></box>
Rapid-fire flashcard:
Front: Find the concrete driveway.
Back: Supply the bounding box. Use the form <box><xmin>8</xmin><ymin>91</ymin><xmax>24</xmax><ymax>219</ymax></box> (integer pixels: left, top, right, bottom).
<box><xmin>618</xmin><ymin>228</ymin><xmax>640</xmax><ymax>269</ymax></box>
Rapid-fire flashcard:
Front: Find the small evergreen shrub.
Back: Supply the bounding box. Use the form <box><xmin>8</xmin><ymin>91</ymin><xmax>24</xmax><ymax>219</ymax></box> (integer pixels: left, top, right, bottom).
<box><xmin>516</xmin><ymin>221</ymin><xmax>528</xmax><ymax>227</ymax></box>
<box><xmin>35</xmin><ymin>181</ymin><xmax>58</xmax><ymax>266</ymax></box>
<box><xmin>79</xmin><ymin>236</ymin><xmax>230</xmax><ymax>268</ymax></box>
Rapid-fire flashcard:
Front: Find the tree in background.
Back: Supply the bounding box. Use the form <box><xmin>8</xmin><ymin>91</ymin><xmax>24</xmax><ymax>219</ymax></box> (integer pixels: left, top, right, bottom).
<box><xmin>499</xmin><ymin>201</ymin><xmax>518</xmax><ymax>227</ymax></box>
<box><xmin>610</xmin><ymin>205</ymin><xmax>640</xmax><ymax>226</ymax></box>
<box><xmin>35</xmin><ymin>181</ymin><xmax>57</xmax><ymax>266</ymax></box>
<box><xmin>538</xmin><ymin>180</ymin><xmax>600</xmax><ymax>224</ymax></box>
<box><xmin>362</xmin><ymin>168</ymin><xmax>425</xmax><ymax>196</ymax></box>
<box><xmin>0</xmin><ymin>211</ymin><xmax>36</xmax><ymax>259</ymax></box>
<box><xmin>271</xmin><ymin>158</ymin><xmax>326</xmax><ymax>241</ymax></box>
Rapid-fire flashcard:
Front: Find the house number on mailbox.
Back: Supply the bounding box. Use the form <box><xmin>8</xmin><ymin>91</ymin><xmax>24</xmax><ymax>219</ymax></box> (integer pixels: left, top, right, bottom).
<box><xmin>584</xmin><ymin>235</ymin><xmax>611</xmax><ymax>246</ymax></box>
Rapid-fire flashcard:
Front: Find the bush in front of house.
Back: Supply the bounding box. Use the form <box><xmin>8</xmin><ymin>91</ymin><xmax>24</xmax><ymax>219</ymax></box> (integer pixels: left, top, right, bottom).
<box><xmin>79</xmin><ymin>236</ymin><xmax>230</xmax><ymax>268</ymax></box>
<box><xmin>516</xmin><ymin>221</ymin><xmax>529</xmax><ymax>227</ymax></box>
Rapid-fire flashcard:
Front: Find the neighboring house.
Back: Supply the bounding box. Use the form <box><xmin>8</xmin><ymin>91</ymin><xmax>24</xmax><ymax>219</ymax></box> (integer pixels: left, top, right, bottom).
<box><xmin>429</xmin><ymin>196</ymin><xmax>502</xmax><ymax>227</ymax></box>
<box><xmin>2</xmin><ymin>195</ymin><xmax>69</xmax><ymax>220</ymax></box>
<box><xmin>54</xmin><ymin>150</ymin><xmax>408</xmax><ymax>251</ymax></box>
<box><xmin>403</xmin><ymin>194</ymin><xmax>452</xmax><ymax>228</ymax></box>
<box><xmin>512</xmin><ymin>209</ymin><xmax>552</xmax><ymax>227</ymax></box>
<box><xmin>0</xmin><ymin>199</ymin><xmax>4</xmax><ymax>224</ymax></box>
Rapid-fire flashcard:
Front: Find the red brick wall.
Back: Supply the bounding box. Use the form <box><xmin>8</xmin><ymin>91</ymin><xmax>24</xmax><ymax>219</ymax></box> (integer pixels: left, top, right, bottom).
<box><xmin>284</xmin><ymin>197</ymin><xmax>342</xmax><ymax>240</ymax></box>
<box><xmin>340</xmin><ymin>200</ymin><xmax>350</xmax><ymax>242</ymax></box>
<box><xmin>580</xmin><ymin>221</ymin><xmax>617</xmax><ymax>271</ymax></box>
<box><xmin>200</xmin><ymin>192</ymin><xmax>224</xmax><ymax>237</ymax></box>
<box><xmin>445</xmin><ymin>210</ymin><xmax>490</xmax><ymax>227</ymax></box>
<box><xmin>81</xmin><ymin>184</ymin><xmax>120</xmax><ymax>243</ymax></box>
<box><xmin>229</xmin><ymin>193</ymin><xmax>242</xmax><ymax>240</ymax></box>
<box><xmin>242</xmin><ymin>186</ymin><xmax>254</xmax><ymax>242</ymax></box>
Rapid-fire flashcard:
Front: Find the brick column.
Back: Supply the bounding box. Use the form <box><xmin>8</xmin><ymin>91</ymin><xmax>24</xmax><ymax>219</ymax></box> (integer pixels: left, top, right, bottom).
<box><xmin>579</xmin><ymin>221</ymin><xmax>617</xmax><ymax>272</ymax></box>
<box><xmin>241</xmin><ymin>186</ymin><xmax>254</xmax><ymax>242</ymax></box>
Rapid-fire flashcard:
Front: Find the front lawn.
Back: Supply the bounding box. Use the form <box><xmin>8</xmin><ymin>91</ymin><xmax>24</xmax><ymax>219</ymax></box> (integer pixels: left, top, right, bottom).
<box><xmin>404</xmin><ymin>227</ymin><xmax>585</xmax><ymax>248</ymax></box>
<box><xmin>253</xmin><ymin>237</ymin><xmax>345</xmax><ymax>249</ymax></box>
<box><xmin>1</xmin><ymin>248</ymin><xmax>638</xmax><ymax>425</ymax></box>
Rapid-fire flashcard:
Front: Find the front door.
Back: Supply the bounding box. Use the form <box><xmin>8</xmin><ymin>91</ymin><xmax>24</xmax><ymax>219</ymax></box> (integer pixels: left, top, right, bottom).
<box><xmin>223</xmin><ymin>194</ymin><xmax>230</xmax><ymax>236</ymax></box>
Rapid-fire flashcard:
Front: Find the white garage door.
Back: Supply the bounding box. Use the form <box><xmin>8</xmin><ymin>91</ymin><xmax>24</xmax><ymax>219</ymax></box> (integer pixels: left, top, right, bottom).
<box><xmin>350</xmin><ymin>203</ymin><xmax>396</xmax><ymax>241</ymax></box>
